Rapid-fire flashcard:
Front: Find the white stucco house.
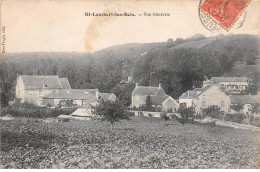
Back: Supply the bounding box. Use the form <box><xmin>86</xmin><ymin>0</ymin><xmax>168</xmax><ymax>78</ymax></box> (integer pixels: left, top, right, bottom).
<box><xmin>131</xmin><ymin>83</ymin><xmax>179</xmax><ymax>112</ymax></box>
<box><xmin>179</xmin><ymin>84</ymin><xmax>231</xmax><ymax>114</ymax></box>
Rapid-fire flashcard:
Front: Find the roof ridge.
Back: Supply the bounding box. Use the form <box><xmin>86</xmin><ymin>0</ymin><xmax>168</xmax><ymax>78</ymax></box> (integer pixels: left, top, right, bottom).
<box><xmin>57</xmin><ymin>77</ymin><xmax>63</xmax><ymax>89</ymax></box>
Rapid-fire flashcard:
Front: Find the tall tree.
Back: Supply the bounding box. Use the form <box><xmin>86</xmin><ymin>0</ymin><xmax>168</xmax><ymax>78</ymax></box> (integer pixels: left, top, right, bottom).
<box><xmin>96</xmin><ymin>100</ymin><xmax>129</xmax><ymax>130</ymax></box>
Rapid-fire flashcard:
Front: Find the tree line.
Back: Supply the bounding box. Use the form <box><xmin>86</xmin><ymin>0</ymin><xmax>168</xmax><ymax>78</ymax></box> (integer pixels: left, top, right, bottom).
<box><xmin>1</xmin><ymin>34</ymin><xmax>259</xmax><ymax>107</ymax></box>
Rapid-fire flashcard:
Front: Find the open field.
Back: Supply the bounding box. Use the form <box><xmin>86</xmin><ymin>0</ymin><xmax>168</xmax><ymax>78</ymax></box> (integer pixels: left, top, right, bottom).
<box><xmin>1</xmin><ymin>116</ymin><xmax>259</xmax><ymax>169</ymax></box>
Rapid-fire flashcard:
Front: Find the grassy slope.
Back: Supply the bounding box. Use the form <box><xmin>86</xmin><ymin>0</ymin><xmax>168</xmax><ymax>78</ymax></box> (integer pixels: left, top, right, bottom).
<box><xmin>1</xmin><ymin>117</ymin><xmax>259</xmax><ymax>169</ymax></box>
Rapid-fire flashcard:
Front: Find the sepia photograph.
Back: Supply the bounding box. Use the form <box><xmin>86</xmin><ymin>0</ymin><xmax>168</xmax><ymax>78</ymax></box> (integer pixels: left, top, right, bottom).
<box><xmin>0</xmin><ymin>0</ymin><xmax>260</xmax><ymax>169</ymax></box>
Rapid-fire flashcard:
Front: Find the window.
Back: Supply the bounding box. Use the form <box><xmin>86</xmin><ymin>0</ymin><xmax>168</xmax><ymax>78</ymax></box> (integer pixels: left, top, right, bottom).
<box><xmin>221</xmin><ymin>101</ymin><xmax>225</xmax><ymax>107</ymax></box>
<box><xmin>202</xmin><ymin>95</ymin><xmax>206</xmax><ymax>100</ymax></box>
<box><xmin>192</xmin><ymin>100</ymin><xmax>194</xmax><ymax>105</ymax></box>
<box><xmin>202</xmin><ymin>101</ymin><xmax>206</xmax><ymax>108</ymax></box>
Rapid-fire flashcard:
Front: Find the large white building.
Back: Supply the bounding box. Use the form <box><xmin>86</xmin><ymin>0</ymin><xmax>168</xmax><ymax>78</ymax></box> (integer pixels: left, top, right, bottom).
<box><xmin>203</xmin><ymin>76</ymin><xmax>250</xmax><ymax>94</ymax></box>
<box><xmin>16</xmin><ymin>75</ymin><xmax>71</xmax><ymax>106</ymax></box>
<box><xmin>15</xmin><ymin>75</ymin><xmax>116</xmax><ymax>107</ymax></box>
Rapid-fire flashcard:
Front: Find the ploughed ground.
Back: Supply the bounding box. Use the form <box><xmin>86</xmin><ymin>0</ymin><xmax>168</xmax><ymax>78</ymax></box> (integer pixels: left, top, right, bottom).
<box><xmin>1</xmin><ymin>116</ymin><xmax>259</xmax><ymax>169</ymax></box>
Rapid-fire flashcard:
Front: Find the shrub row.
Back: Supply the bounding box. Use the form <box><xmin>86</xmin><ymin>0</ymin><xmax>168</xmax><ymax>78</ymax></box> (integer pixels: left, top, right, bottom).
<box><xmin>224</xmin><ymin>113</ymin><xmax>245</xmax><ymax>124</ymax></box>
<box><xmin>1</xmin><ymin>102</ymin><xmax>77</xmax><ymax>118</ymax></box>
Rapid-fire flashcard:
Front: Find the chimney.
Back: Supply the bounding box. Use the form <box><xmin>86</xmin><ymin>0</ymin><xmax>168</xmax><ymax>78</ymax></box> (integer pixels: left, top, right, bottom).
<box><xmin>136</xmin><ymin>82</ymin><xmax>139</xmax><ymax>87</ymax></box>
<box><xmin>159</xmin><ymin>83</ymin><xmax>162</xmax><ymax>88</ymax></box>
<box><xmin>187</xmin><ymin>91</ymin><xmax>190</xmax><ymax>98</ymax></box>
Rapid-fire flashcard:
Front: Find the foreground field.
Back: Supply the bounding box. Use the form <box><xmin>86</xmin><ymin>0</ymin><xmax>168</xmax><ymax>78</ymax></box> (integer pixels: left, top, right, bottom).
<box><xmin>1</xmin><ymin>117</ymin><xmax>259</xmax><ymax>169</ymax></box>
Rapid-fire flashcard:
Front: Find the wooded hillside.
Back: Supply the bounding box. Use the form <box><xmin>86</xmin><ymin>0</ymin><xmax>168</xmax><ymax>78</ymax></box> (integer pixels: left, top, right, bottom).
<box><xmin>1</xmin><ymin>34</ymin><xmax>259</xmax><ymax>106</ymax></box>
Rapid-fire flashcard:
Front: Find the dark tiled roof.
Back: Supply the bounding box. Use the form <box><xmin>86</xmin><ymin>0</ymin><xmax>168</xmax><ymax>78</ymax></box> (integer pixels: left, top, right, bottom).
<box><xmin>210</xmin><ymin>77</ymin><xmax>250</xmax><ymax>83</ymax></box>
<box><xmin>132</xmin><ymin>86</ymin><xmax>166</xmax><ymax>96</ymax></box>
<box><xmin>43</xmin><ymin>89</ymin><xmax>90</xmax><ymax>100</ymax></box>
<box><xmin>21</xmin><ymin>75</ymin><xmax>63</xmax><ymax>89</ymax></box>
<box><xmin>59</xmin><ymin>78</ymin><xmax>71</xmax><ymax>89</ymax></box>
<box><xmin>150</xmin><ymin>96</ymin><xmax>169</xmax><ymax>105</ymax></box>
<box><xmin>230</xmin><ymin>95</ymin><xmax>259</xmax><ymax>104</ymax></box>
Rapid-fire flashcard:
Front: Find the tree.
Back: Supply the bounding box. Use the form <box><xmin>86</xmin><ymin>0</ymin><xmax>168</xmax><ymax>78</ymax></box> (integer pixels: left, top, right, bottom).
<box><xmin>145</xmin><ymin>95</ymin><xmax>152</xmax><ymax>110</ymax></box>
<box><xmin>178</xmin><ymin>103</ymin><xmax>195</xmax><ymax>126</ymax></box>
<box><xmin>110</xmin><ymin>83</ymin><xmax>135</xmax><ymax>107</ymax></box>
<box><xmin>96</xmin><ymin>100</ymin><xmax>129</xmax><ymax>130</ymax></box>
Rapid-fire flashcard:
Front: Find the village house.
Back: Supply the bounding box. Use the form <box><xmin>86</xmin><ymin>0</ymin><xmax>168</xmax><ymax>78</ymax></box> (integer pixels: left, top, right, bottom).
<box><xmin>203</xmin><ymin>76</ymin><xmax>250</xmax><ymax>94</ymax></box>
<box><xmin>80</xmin><ymin>92</ymin><xmax>118</xmax><ymax>116</ymax></box>
<box><xmin>42</xmin><ymin>89</ymin><xmax>99</xmax><ymax>107</ymax></box>
<box><xmin>179</xmin><ymin>84</ymin><xmax>231</xmax><ymax>114</ymax></box>
<box><xmin>131</xmin><ymin>83</ymin><xmax>179</xmax><ymax>112</ymax></box>
<box><xmin>179</xmin><ymin>90</ymin><xmax>198</xmax><ymax>108</ymax></box>
<box><xmin>16</xmin><ymin>75</ymin><xmax>71</xmax><ymax>105</ymax></box>
<box><xmin>229</xmin><ymin>95</ymin><xmax>260</xmax><ymax>115</ymax></box>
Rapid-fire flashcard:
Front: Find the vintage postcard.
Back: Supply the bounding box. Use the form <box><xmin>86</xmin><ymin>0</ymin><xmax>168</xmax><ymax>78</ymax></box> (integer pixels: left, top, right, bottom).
<box><xmin>1</xmin><ymin>0</ymin><xmax>260</xmax><ymax>169</ymax></box>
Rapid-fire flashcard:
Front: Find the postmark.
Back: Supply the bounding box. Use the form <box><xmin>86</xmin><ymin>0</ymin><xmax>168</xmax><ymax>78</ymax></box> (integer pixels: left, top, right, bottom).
<box><xmin>199</xmin><ymin>0</ymin><xmax>251</xmax><ymax>32</ymax></box>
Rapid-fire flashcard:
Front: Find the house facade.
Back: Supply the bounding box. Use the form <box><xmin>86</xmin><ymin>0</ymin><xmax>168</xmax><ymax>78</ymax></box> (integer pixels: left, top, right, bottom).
<box><xmin>84</xmin><ymin>92</ymin><xmax>118</xmax><ymax>115</ymax></box>
<box><xmin>203</xmin><ymin>77</ymin><xmax>250</xmax><ymax>94</ymax></box>
<box><xmin>179</xmin><ymin>85</ymin><xmax>231</xmax><ymax>114</ymax></box>
<box><xmin>131</xmin><ymin>83</ymin><xmax>179</xmax><ymax>112</ymax></box>
<box><xmin>230</xmin><ymin>95</ymin><xmax>259</xmax><ymax>115</ymax></box>
<box><xmin>16</xmin><ymin>75</ymin><xmax>71</xmax><ymax>105</ymax></box>
<box><xmin>196</xmin><ymin>85</ymin><xmax>231</xmax><ymax>114</ymax></box>
<box><xmin>179</xmin><ymin>90</ymin><xmax>198</xmax><ymax>108</ymax></box>
<box><xmin>42</xmin><ymin>89</ymin><xmax>99</xmax><ymax>107</ymax></box>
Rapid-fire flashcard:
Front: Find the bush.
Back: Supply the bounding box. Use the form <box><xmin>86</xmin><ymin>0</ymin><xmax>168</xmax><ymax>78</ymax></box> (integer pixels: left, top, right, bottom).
<box><xmin>178</xmin><ymin>104</ymin><xmax>195</xmax><ymax>125</ymax></box>
<box><xmin>202</xmin><ymin>105</ymin><xmax>223</xmax><ymax>120</ymax></box>
<box><xmin>160</xmin><ymin>112</ymin><xmax>169</xmax><ymax>121</ymax></box>
<box><xmin>128</xmin><ymin>112</ymin><xmax>135</xmax><ymax>117</ymax></box>
<box><xmin>169</xmin><ymin>113</ymin><xmax>180</xmax><ymax>120</ymax></box>
<box><xmin>249</xmin><ymin>116</ymin><xmax>260</xmax><ymax>126</ymax></box>
<box><xmin>1</xmin><ymin>102</ymin><xmax>77</xmax><ymax>118</ymax></box>
<box><xmin>138</xmin><ymin>105</ymin><xmax>162</xmax><ymax>112</ymax></box>
<box><xmin>61</xmin><ymin>118</ymin><xmax>70</xmax><ymax>122</ymax></box>
<box><xmin>138</xmin><ymin>112</ymin><xmax>144</xmax><ymax>117</ymax></box>
<box><xmin>224</xmin><ymin>113</ymin><xmax>245</xmax><ymax>123</ymax></box>
<box><xmin>209</xmin><ymin>111</ymin><xmax>223</xmax><ymax>120</ymax></box>
<box><xmin>148</xmin><ymin>113</ymin><xmax>153</xmax><ymax>117</ymax></box>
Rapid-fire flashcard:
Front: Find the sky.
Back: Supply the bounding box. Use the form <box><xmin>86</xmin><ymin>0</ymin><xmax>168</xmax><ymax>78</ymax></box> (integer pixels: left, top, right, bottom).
<box><xmin>1</xmin><ymin>0</ymin><xmax>260</xmax><ymax>53</ymax></box>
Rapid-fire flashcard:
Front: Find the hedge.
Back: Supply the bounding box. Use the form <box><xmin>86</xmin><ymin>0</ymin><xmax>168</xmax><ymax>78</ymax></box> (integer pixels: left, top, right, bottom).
<box><xmin>1</xmin><ymin>102</ymin><xmax>77</xmax><ymax>118</ymax></box>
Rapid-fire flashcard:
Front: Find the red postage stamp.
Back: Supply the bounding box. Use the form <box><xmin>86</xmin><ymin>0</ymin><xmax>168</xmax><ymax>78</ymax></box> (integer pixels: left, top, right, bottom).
<box><xmin>199</xmin><ymin>0</ymin><xmax>251</xmax><ymax>31</ymax></box>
